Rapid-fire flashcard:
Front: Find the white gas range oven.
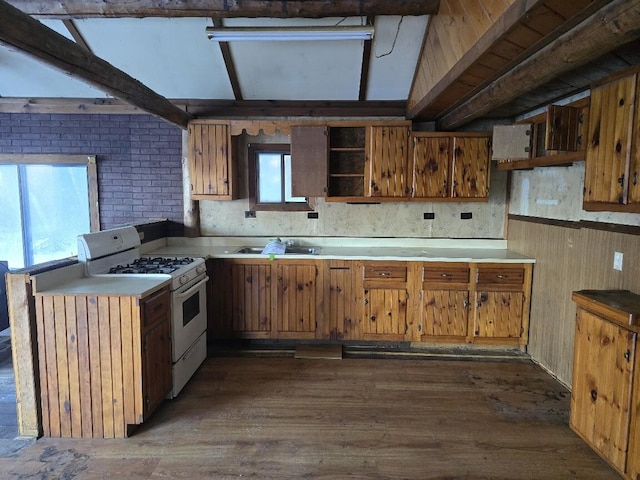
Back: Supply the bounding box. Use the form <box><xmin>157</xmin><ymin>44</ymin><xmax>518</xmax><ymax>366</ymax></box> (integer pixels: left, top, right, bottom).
<box><xmin>77</xmin><ymin>226</ymin><xmax>208</xmax><ymax>398</ymax></box>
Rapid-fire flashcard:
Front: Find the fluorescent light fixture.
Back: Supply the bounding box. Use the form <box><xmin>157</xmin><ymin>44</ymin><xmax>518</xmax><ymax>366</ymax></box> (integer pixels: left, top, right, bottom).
<box><xmin>206</xmin><ymin>25</ymin><xmax>374</xmax><ymax>42</ymax></box>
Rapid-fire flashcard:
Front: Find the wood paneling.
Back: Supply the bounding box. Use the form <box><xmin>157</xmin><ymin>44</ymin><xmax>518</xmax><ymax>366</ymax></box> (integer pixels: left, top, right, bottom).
<box><xmin>366</xmin><ymin>126</ymin><xmax>411</xmax><ymax>197</ymax></box>
<box><xmin>507</xmin><ymin>218</ymin><xmax>640</xmax><ymax>386</ymax></box>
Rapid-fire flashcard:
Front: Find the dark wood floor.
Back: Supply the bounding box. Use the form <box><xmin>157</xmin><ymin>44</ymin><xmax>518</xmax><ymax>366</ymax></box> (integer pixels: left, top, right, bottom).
<box><xmin>0</xmin><ymin>355</ymin><xmax>620</xmax><ymax>479</ymax></box>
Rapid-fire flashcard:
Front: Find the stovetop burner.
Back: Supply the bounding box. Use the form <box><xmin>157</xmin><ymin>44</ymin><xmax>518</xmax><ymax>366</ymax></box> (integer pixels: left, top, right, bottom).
<box><xmin>107</xmin><ymin>256</ymin><xmax>196</xmax><ymax>275</ymax></box>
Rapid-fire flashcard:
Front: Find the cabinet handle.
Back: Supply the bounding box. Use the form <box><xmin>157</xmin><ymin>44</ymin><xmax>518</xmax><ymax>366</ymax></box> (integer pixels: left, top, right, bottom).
<box><xmin>496</xmin><ymin>274</ymin><xmax>506</xmax><ymax>279</ymax></box>
<box><xmin>378</xmin><ymin>272</ymin><xmax>390</xmax><ymax>277</ymax></box>
<box><xmin>440</xmin><ymin>273</ymin><xmax>451</xmax><ymax>278</ymax></box>
<box><xmin>624</xmin><ymin>349</ymin><xmax>631</xmax><ymax>362</ymax></box>
<box><xmin>463</xmin><ymin>300</ymin><xmax>470</xmax><ymax>309</ymax></box>
<box><xmin>363</xmin><ymin>298</ymin><xmax>369</xmax><ymax>305</ymax></box>
<box><xmin>618</xmin><ymin>174</ymin><xmax>625</xmax><ymax>186</ymax></box>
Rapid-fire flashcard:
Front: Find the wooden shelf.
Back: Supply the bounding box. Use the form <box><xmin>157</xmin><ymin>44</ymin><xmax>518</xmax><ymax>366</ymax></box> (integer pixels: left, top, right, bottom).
<box><xmin>497</xmin><ymin>151</ymin><xmax>585</xmax><ymax>171</ymax></box>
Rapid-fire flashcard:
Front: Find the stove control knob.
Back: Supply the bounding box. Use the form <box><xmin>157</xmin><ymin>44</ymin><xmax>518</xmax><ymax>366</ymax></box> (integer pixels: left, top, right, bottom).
<box><xmin>179</xmin><ymin>275</ymin><xmax>189</xmax><ymax>285</ymax></box>
<box><xmin>197</xmin><ymin>264</ymin><xmax>207</xmax><ymax>275</ymax></box>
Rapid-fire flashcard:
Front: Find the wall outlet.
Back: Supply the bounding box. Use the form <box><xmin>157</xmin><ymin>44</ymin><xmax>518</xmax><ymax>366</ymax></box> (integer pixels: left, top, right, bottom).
<box><xmin>613</xmin><ymin>251</ymin><xmax>623</xmax><ymax>271</ymax></box>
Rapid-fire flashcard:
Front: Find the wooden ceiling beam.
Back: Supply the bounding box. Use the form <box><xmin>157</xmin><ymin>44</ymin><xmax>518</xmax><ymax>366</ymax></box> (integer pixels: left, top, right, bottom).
<box><xmin>211</xmin><ymin>17</ymin><xmax>243</xmax><ymax>101</ymax></box>
<box><xmin>438</xmin><ymin>0</ymin><xmax>640</xmax><ymax>130</ymax></box>
<box><xmin>0</xmin><ymin>0</ymin><xmax>193</xmax><ymax>128</ymax></box>
<box><xmin>6</xmin><ymin>0</ymin><xmax>440</xmax><ymax>19</ymax></box>
<box><xmin>0</xmin><ymin>98</ymin><xmax>407</xmax><ymax>118</ymax></box>
<box><xmin>358</xmin><ymin>16</ymin><xmax>375</xmax><ymax>101</ymax></box>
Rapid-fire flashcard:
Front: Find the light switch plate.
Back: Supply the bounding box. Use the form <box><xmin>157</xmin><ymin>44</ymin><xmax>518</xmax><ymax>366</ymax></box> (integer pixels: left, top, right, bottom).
<box><xmin>614</xmin><ymin>251</ymin><xmax>623</xmax><ymax>271</ymax></box>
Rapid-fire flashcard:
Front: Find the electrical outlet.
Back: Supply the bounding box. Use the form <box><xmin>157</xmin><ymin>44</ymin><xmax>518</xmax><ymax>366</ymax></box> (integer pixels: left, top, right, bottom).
<box><xmin>613</xmin><ymin>251</ymin><xmax>623</xmax><ymax>271</ymax></box>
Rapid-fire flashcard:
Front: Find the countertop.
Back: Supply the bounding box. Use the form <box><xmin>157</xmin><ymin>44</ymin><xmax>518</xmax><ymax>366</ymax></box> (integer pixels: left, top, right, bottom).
<box><xmin>144</xmin><ymin>237</ymin><xmax>535</xmax><ymax>263</ymax></box>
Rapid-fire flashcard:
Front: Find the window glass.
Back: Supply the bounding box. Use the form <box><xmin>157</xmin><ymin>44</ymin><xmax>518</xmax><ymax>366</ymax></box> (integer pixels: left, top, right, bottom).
<box><xmin>284</xmin><ymin>154</ymin><xmax>305</xmax><ymax>203</ymax></box>
<box><xmin>23</xmin><ymin>165</ymin><xmax>90</xmax><ymax>266</ymax></box>
<box><xmin>0</xmin><ymin>165</ymin><xmax>24</xmax><ymax>269</ymax></box>
<box><xmin>258</xmin><ymin>152</ymin><xmax>283</xmax><ymax>203</ymax></box>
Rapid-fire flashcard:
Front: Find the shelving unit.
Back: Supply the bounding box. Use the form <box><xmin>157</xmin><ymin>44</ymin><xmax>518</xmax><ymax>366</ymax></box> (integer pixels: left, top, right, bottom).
<box><xmin>328</xmin><ymin>127</ymin><xmax>366</xmax><ymax>197</ymax></box>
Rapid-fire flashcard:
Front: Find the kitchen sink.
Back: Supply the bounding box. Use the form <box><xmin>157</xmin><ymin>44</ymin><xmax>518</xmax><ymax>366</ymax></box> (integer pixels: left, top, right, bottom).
<box><xmin>234</xmin><ymin>246</ymin><xmax>320</xmax><ymax>255</ymax></box>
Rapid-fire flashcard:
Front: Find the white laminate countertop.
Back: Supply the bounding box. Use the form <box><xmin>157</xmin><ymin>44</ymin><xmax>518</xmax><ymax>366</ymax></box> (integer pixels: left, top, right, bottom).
<box><xmin>143</xmin><ymin>237</ymin><xmax>535</xmax><ymax>263</ymax></box>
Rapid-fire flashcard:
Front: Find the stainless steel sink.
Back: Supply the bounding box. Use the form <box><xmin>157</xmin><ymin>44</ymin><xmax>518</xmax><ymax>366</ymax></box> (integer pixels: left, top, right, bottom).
<box><xmin>234</xmin><ymin>246</ymin><xmax>319</xmax><ymax>255</ymax></box>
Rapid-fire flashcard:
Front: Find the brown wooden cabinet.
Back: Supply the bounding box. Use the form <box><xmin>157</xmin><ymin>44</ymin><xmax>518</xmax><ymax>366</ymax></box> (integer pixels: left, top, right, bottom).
<box><xmin>366</xmin><ymin>125</ymin><xmax>412</xmax><ymax>198</ymax></box>
<box><xmin>324</xmin><ymin>260</ymin><xmax>361</xmax><ymax>340</ymax></box>
<box><xmin>411</xmin><ymin>132</ymin><xmax>491</xmax><ymax>200</ymax></box>
<box><xmin>584</xmin><ymin>70</ymin><xmax>640</xmax><ymax>212</ymax></box>
<box><xmin>291</xmin><ymin>125</ymin><xmax>328</xmax><ymax>198</ymax></box>
<box><xmin>327</xmin><ymin>126</ymin><xmax>367</xmax><ymax>197</ymax></box>
<box><xmin>188</xmin><ymin>120</ymin><xmax>237</xmax><ymax>200</ymax></box>
<box><xmin>471</xmin><ymin>264</ymin><xmax>532</xmax><ymax>344</ymax></box>
<box><xmin>229</xmin><ymin>259</ymin><xmax>273</xmax><ymax>339</ymax></box>
<box><xmin>416</xmin><ymin>263</ymin><xmax>470</xmax><ymax>341</ymax></box>
<box><xmin>358</xmin><ymin>262</ymin><xmax>409</xmax><ymax>341</ymax></box>
<box><xmin>275</xmin><ymin>260</ymin><xmax>323</xmax><ymax>339</ymax></box>
<box><xmin>34</xmin><ymin>286</ymin><xmax>172</xmax><ymax>438</ymax></box>
<box><xmin>571</xmin><ymin>290</ymin><xmax>640</xmax><ymax>479</ymax></box>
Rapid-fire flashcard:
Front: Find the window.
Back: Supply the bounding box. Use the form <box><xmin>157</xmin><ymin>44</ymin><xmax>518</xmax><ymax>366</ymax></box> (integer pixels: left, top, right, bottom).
<box><xmin>248</xmin><ymin>144</ymin><xmax>312</xmax><ymax>211</ymax></box>
<box><xmin>0</xmin><ymin>155</ymin><xmax>99</xmax><ymax>269</ymax></box>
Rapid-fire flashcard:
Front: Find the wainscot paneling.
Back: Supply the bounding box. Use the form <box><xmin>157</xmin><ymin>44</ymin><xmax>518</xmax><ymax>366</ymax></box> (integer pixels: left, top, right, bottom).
<box><xmin>507</xmin><ymin>217</ymin><xmax>640</xmax><ymax>386</ymax></box>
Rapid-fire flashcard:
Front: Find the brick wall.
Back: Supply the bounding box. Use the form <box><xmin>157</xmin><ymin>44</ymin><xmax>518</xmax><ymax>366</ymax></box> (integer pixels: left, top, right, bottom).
<box><xmin>0</xmin><ymin>113</ymin><xmax>184</xmax><ymax>231</ymax></box>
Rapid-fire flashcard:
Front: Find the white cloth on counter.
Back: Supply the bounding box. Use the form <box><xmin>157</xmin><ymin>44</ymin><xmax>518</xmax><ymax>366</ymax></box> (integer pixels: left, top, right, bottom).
<box><xmin>261</xmin><ymin>239</ymin><xmax>286</xmax><ymax>255</ymax></box>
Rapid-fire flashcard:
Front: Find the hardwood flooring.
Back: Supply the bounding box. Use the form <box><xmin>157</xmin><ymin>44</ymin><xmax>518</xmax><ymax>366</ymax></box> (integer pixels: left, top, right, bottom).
<box><xmin>0</xmin><ymin>356</ymin><xmax>620</xmax><ymax>479</ymax></box>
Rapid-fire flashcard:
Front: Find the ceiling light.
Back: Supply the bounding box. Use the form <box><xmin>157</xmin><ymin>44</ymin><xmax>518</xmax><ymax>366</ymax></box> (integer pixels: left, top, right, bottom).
<box><xmin>206</xmin><ymin>26</ymin><xmax>374</xmax><ymax>42</ymax></box>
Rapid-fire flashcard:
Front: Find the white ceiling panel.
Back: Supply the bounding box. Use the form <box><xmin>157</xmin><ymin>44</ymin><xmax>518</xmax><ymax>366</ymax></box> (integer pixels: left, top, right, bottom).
<box><xmin>225</xmin><ymin>17</ymin><xmax>367</xmax><ymax>100</ymax></box>
<box><xmin>366</xmin><ymin>16</ymin><xmax>429</xmax><ymax>100</ymax></box>
<box><xmin>75</xmin><ymin>17</ymin><xmax>235</xmax><ymax>99</ymax></box>
<box><xmin>0</xmin><ymin>20</ymin><xmax>106</xmax><ymax>98</ymax></box>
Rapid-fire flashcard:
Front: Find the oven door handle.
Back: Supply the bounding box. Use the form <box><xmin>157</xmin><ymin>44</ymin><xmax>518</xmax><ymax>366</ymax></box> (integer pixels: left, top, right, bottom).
<box><xmin>176</xmin><ymin>276</ymin><xmax>209</xmax><ymax>299</ymax></box>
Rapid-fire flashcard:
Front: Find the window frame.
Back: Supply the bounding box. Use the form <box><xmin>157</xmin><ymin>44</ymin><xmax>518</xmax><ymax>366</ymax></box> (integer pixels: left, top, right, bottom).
<box><xmin>247</xmin><ymin>143</ymin><xmax>314</xmax><ymax>212</ymax></box>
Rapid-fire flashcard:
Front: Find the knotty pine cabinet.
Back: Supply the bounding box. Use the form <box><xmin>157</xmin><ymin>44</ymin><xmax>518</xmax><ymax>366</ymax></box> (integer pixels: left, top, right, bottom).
<box><xmin>584</xmin><ymin>70</ymin><xmax>640</xmax><ymax>212</ymax></box>
<box><xmin>571</xmin><ymin>290</ymin><xmax>640</xmax><ymax>479</ymax></box>
<box><xmin>412</xmin><ymin>133</ymin><xmax>492</xmax><ymax>200</ymax></box>
<box><xmin>471</xmin><ymin>264</ymin><xmax>532</xmax><ymax>344</ymax></box>
<box><xmin>358</xmin><ymin>262</ymin><xmax>410</xmax><ymax>341</ymax></box>
<box><xmin>187</xmin><ymin>120</ymin><xmax>237</xmax><ymax>200</ymax></box>
<box><xmin>366</xmin><ymin>125</ymin><xmax>412</xmax><ymax>198</ymax></box>
<box><xmin>415</xmin><ymin>263</ymin><xmax>471</xmax><ymax>341</ymax></box>
<box><xmin>34</xmin><ymin>286</ymin><xmax>172</xmax><ymax>438</ymax></box>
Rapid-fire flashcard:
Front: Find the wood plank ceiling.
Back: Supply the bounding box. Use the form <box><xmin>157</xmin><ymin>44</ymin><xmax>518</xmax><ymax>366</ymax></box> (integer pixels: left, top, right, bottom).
<box><xmin>2</xmin><ymin>0</ymin><xmax>640</xmax><ymax>128</ymax></box>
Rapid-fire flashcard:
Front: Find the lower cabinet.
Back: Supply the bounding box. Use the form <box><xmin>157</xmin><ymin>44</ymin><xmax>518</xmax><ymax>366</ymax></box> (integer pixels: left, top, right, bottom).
<box><xmin>34</xmin><ymin>286</ymin><xmax>172</xmax><ymax>438</ymax></box>
<box><xmin>571</xmin><ymin>290</ymin><xmax>640</xmax><ymax>480</ymax></box>
<box><xmin>359</xmin><ymin>262</ymin><xmax>409</xmax><ymax>341</ymax></box>
<box><xmin>209</xmin><ymin>258</ymin><xmax>532</xmax><ymax>346</ymax></box>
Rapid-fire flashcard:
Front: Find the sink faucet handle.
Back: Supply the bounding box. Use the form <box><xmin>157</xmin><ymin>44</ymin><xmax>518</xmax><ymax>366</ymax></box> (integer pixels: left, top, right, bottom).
<box><xmin>286</xmin><ymin>239</ymin><xmax>294</xmax><ymax>247</ymax></box>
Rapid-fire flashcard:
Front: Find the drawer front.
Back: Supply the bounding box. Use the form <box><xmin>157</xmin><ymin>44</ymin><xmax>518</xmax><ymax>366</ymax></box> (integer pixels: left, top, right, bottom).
<box><xmin>364</xmin><ymin>264</ymin><xmax>407</xmax><ymax>281</ymax></box>
<box><xmin>476</xmin><ymin>265</ymin><xmax>525</xmax><ymax>290</ymax></box>
<box><xmin>423</xmin><ymin>264</ymin><xmax>470</xmax><ymax>284</ymax></box>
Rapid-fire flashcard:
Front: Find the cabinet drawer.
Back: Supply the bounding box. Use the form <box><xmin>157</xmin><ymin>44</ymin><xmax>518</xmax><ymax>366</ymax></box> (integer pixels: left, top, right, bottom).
<box><xmin>142</xmin><ymin>287</ymin><xmax>170</xmax><ymax>328</ymax></box>
<box><xmin>363</xmin><ymin>263</ymin><xmax>407</xmax><ymax>289</ymax></box>
<box><xmin>476</xmin><ymin>266</ymin><xmax>524</xmax><ymax>290</ymax></box>
<box><xmin>423</xmin><ymin>264</ymin><xmax>469</xmax><ymax>285</ymax></box>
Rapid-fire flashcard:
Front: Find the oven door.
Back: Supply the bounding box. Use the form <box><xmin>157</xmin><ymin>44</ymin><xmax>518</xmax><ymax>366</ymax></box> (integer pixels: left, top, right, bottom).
<box><xmin>172</xmin><ymin>274</ymin><xmax>208</xmax><ymax>363</ymax></box>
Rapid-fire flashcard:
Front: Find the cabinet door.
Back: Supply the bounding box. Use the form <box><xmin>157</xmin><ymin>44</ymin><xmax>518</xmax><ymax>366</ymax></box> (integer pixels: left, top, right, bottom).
<box><xmin>326</xmin><ymin>260</ymin><xmax>361</xmax><ymax>341</ymax></box>
<box><xmin>142</xmin><ymin>319</ymin><xmax>172</xmax><ymax>419</ymax></box>
<box><xmin>188</xmin><ymin>122</ymin><xmax>235</xmax><ymax>199</ymax></box>
<box><xmin>291</xmin><ymin>125</ymin><xmax>328</xmax><ymax>198</ymax></box>
<box><xmin>366</xmin><ymin>126</ymin><xmax>411</xmax><ymax>197</ymax></box>
<box><xmin>584</xmin><ymin>74</ymin><xmax>636</xmax><ymax>204</ymax></box>
<box><xmin>230</xmin><ymin>262</ymin><xmax>273</xmax><ymax>338</ymax></box>
<box><xmin>451</xmin><ymin>136</ymin><xmax>490</xmax><ymax>198</ymax></box>
<box><xmin>275</xmin><ymin>262</ymin><xmax>320</xmax><ymax>339</ymax></box>
<box><xmin>474</xmin><ymin>291</ymin><xmax>523</xmax><ymax>338</ymax></box>
<box><xmin>570</xmin><ymin>309</ymin><xmax>636</xmax><ymax>473</ymax></box>
<box><xmin>412</xmin><ymin>135</ymin><xmax>451</xmax><ymax>198</ymax></box>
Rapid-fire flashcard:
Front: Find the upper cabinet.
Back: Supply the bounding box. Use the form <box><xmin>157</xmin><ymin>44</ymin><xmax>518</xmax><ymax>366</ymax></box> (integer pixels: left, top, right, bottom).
<box><xmin>365</xmin><ymin>125</ymin><xmax>412</xmax><ymax>198</ymax></box>
<box><xmin>412</xmin><ymin>133</ymin><xmax>491</xmax><ymax>200</ymax></box>
<box><xmin>291</xmin><ymin>125</ymin><xmax>329</xmax><ymax>198</ymax></box>
<box><xmin>584</xmin><ymin>70</ymin><xmax>640</xmax><ymax>212</ymax></box>
<box><xmin>187</xmin><ymin>120</ymin><xmax>237</xmax><ymax>201</ymax></box>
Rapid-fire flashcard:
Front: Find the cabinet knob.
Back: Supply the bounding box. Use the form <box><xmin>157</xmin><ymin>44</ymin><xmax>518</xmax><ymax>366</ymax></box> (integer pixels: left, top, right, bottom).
<box><xmin>624</xmin><ymin>349</ymin><xmax>631</xmax><ymax>362</ymax></box>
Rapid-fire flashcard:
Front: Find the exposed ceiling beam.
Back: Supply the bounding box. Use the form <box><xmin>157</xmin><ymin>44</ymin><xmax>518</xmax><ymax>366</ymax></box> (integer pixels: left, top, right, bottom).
<box><xmin>0</xmin><ymin>98</ymin><xmax>407</xmax><ymax>117</ymax></box>
<box><xmin>211</xmin><ymin>17</ymin><xmax>243</xmax><ymax>101</ymax></box>
<box><xmin>358</xmin><ymin>16</ymin><xmax>375</xmax><ymax>101</ymax></box>
<box><xmin>6</xmin><ymin>0</ymin><xmax>440</xmax><ymax>19</ymax></box>
<box><xmin>408</xmin><ymin>0</ymin><xmax>611</xmax><ymax>121</ymax></box>
<box><xmin>0</xmin><ymin>0</ymin><xmax>194</xmax><ymax>128</ymax></box>
<box><xmin>62</xmin><ymin>19</ymin><xmax>92</xmax><ymax>52</ymax></box>
<box><xmin>438</xmin><ymin>0</ymin><xmax>640</xmax><ymax>130</ymax></box>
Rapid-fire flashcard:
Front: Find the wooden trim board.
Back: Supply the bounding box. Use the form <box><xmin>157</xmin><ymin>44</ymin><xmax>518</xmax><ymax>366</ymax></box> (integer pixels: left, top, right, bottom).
<box><xmin>294</xmin><ymin>344</ymin><xmax>343</xmax><ymax>360</ymax></box>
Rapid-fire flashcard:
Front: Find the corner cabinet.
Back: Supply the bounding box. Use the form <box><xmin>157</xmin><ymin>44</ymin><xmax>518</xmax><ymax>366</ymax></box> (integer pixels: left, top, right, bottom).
<box><xmin>188</xmin><ymin>120</ymin><xmax>237</xmax><ymax>200</ymax></box>
<box><xmin>34</xmin><ymin>286</ymin><xmax>172</xmax><ymax>438</ymax></box>
<box><xmin>584</xmin><ymin>70</ymin><xmax>640</xmax><ymax>212</ymax></box>
<box><xmin>571</xmin><ymin>290</ymin><xmax>640</xmax><ymax>479</ymax></box>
